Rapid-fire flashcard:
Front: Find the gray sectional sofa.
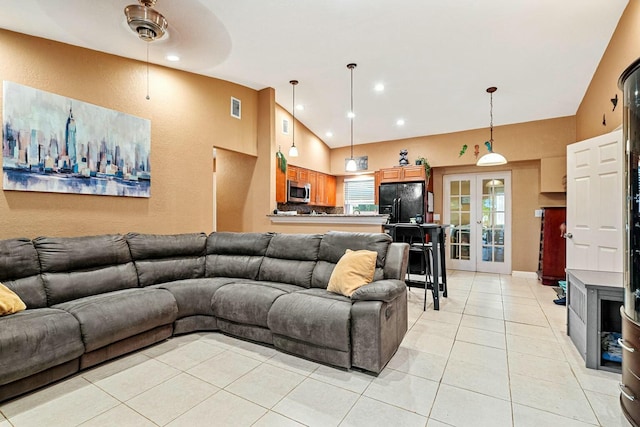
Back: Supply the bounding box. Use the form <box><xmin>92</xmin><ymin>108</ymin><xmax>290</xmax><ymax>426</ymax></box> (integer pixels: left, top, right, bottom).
<box><xmin>0</xmin><ymin>231</ymin><xmax>409</xmax><ymax>402</ymax></box>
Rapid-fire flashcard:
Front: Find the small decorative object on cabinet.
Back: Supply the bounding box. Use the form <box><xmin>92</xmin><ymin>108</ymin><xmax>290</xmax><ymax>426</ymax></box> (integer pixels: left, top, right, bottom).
<box><xmin>537</xmin><ymin>207</ymin><xmax>566</xmax><ymax>286</ymax></box>
<box><xmin>399</xmin><ymin>149</ymin><xmax>409</xmax><ymax>166</ymax></box>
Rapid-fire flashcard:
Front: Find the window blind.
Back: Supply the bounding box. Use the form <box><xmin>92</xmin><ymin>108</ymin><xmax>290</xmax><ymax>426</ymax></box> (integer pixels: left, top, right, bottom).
<box><xmin>344</xmin><ymin>178</ymin><xmax>375</xmax><ymax>204</ymax></box>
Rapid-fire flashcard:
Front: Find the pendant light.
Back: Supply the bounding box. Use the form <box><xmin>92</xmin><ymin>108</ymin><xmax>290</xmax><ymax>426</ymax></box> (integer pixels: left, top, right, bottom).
<box><xmin>345</xmin><ymin>63</ymin><xmax>358</xmax><ymax>172</ymax></box>
<box><xmin>476</xmin><ymin>86</ymin><xmax>507</xmax><ymax>166</ymax></box>
<box><xmin>288</xmin><ymin>80</ymin><xmax>299</xmax><ymax>157</ymax></box>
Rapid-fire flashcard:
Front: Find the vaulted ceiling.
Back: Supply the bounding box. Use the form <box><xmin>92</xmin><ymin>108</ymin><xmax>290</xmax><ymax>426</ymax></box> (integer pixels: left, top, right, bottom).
<box><xmin>0</xmin><ymin>0</ymin><xmax>628</xmax><ymax>147</ymax></box>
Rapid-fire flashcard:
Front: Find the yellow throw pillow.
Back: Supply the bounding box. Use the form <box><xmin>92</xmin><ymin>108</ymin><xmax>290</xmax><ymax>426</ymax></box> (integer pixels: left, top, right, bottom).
<box><xmin>327</xmin><ymin>249</ymin><xmax>377</xmax><ymax>297</ymax></box>
<box><xmin>0</xmin><ymin>282</ymin><xmax>26</xmax><ymax>316</ymax></box>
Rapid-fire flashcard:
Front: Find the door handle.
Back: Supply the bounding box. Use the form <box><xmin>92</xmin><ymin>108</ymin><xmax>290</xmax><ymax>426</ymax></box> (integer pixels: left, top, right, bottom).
<box><xmin>563</xmin><ymin>233</ymin><xmax>573</xmax><ymax>239</ymax></box>
<box><xmin>619</xmin><ymin>338</ymin><xmax>636</xmax><ymax>353</ymax></box>
<box><xmin>476</xmin><ymin>220</ymin><xmax>482</xmax><ymax>224</ymax></box>
<box><xmin>620</xmin><ymin>383</ymin><xmax>636</xmax><ymax>401</ymax></box>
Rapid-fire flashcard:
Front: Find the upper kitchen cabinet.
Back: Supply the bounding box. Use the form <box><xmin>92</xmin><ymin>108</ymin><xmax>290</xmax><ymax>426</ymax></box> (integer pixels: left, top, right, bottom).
<box><xmin>276</xmin><ymin>164</ymin><xmax>337</xmax><ymax>207</ymax></box>
<box><xmin>378</xmin><ymin>165</ymin><xmax>432</xmax><ymax>192</ymax></box>
<box><xmin>308</xmin><ymin>170</ymin><xmax>317</xmax><ymax>205</ymax></box>
<box><xmin>326</xmin><ymin>175</ymin><xmax>336</xmax><ymax>206</ymax></box>
<box><xmin>379</xmin><ymin>165</ymin><xmax>427</xmax><ymax>183</ymax></box>
<box><xmin>540</xmin><ymin>157</ymin><xmax>567</xmax><ymax>193</ymax></box>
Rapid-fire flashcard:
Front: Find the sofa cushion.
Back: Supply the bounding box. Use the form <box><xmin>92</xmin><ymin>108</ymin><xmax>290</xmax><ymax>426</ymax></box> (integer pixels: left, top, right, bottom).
<box><xmin>212</xmin><ymin>282</ymin><xmax>291</xmax><ymax>327</ymax></box>
<box><xmin>53</xmin><ymin>288</ymin><xmax>177</xmax><ymax>352</ymax></box>
<box><xmin>126</xmin><ymin>233</ymin><xmax>207</xmax><ymax>287</ymax></box>
<box><xmin>327</xmin><ymin>249</ymin><xmax>377</xmax><ymax>297</ymax></box>
<box><xmin>35</xmin><ymin>235</ymin><xmax>139</xmax><ymax>305</ymax></box>
<box><xmin>42</xmin><ymin>264</ymin><xmax>139</xmax><ymax>306</ymax></box>
<box><xmin>206</xmin><ymin>232</ymin><xmax>274</xmax><ymax>279</ymax></box>
<box><xmin>0</xmin><ymin>308</ymin><xmax>84</xmax><ymax>386</ymax></box>
<box><xmin>267</xmin><ymin>291</ymin><xmax>352</xmax><ymax>352</ymax></box>
<box><xmin>0</xmin><ymin>238</ymin><xmax>47</xmax><ymax>308</ymax></box>
<box><xmin>156</xmin><ymin>277</ymin><xmax>237</xmax><ymax>318</ymax></box>
<box><xmin>0</xmin><ymin>283</ymin><xmax>26</xmax><ymax>315</ymax></box>
<box><xmin>35</xmin><ymin>234</ymin><xmax>132</xmax><ymax>272</ymax></box>
<box><xmin>258</xmin><ymin>234</ymin><xmax>321</xmax><ymax>288</ymax></box>
<box><xmin>312</xmin><ymin>232</ymin><xmax>391</xmax><ymax>288</ymax></box>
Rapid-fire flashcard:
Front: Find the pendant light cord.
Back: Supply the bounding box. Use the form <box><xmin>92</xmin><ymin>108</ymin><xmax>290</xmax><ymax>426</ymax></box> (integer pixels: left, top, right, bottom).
<box><xmin>349</xmin><ymin>64</ymin><xmax>355</xmax><ymax>159</ymax></box>
<box><xmin>146</xmin><ymin>43</ymin><xmax>150</xmax><ymax>100</ymax></box>
<box><xmin>292</xmin><ymin>81</ymin><xmax>295</xmax><ymax>148</ymax></box>
<box><xmin>489</xmin><ymin>90</ymin><xmax>493</xmax><ymax>144</ymax></box>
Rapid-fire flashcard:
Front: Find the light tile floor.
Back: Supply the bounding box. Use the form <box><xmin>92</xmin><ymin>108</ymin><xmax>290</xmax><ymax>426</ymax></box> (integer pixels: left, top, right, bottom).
<box><xmin>0</xmin><ymin>271</ymin><xmax>631</xmax><ymax>426</ymax></box>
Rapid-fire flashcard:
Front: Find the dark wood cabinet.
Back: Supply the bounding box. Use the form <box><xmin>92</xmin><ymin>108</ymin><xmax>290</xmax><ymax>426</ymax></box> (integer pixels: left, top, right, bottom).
<box><xmin>537</xmin><ymin>207</ymin><xmax>566</xmax><ymax>285</ymax></box>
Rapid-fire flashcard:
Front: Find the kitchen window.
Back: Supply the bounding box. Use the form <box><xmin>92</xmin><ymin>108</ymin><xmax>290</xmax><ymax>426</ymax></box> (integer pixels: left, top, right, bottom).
<box><xmin>344</xmin><ymin>176</ymin><xmax>376</xmax><ymax>214</ymax></box>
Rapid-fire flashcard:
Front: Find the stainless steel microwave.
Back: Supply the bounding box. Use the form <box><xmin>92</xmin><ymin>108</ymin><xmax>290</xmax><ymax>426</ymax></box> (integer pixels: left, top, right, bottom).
<box><xmin>287</xmin><ymin>180</ymin><xmax>311</xmax><ymax>203</ymax></box>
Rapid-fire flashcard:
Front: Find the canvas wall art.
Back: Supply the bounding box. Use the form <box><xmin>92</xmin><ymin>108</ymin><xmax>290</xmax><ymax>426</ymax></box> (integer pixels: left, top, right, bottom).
<box><xmin>2</xmin><ymin>81</ymin><xmax>151</xmax><ymax>198</ymax></box>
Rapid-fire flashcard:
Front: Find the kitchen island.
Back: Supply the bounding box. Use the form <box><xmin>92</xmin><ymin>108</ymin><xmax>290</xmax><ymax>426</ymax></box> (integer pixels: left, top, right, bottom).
<box><xmin>267</xmin><ymin>214</ymin><xmax>389</xmax><ymax>234</ymax></box>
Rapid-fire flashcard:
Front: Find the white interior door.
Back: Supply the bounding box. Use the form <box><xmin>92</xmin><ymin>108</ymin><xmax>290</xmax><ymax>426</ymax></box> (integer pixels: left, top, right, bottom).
<box><xmin>566</xmin><ymin>130</ymin><xmax>623</xmax><ymax>272</ymax></box>
<box><xmin>444</xmin><ymin>172</ymin><xmax>511</xmax><ymax>274</ymax></box>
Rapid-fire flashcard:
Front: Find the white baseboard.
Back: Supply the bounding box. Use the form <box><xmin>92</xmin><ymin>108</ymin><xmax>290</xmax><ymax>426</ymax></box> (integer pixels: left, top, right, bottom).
<box><xmin>512</xmin><ymin>271</ymin><xmax>538</xmax><ymax>279</ymax></box>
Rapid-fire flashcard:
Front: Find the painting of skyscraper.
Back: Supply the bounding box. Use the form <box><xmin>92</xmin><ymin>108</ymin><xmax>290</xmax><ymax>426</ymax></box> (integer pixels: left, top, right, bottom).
<box><xmin>2</xmin><ymin>81</ymin><xmax>151</xmax><ymax>198</ymax></box>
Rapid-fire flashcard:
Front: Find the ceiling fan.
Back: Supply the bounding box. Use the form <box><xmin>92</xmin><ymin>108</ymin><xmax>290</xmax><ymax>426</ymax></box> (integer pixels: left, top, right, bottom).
<box><xmin>124</xmin><ymin>0</ymin><xmax>168</xmax><ymax>42</ymax></box>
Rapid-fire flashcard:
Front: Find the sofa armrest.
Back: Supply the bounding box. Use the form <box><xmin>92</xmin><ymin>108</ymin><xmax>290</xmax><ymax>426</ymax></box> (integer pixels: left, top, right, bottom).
<box><xmin>350</xmin><ymin>279</ymin><xmax>406</xmax><ymax>303</ymax></box>
<box><xmin>383</xmin><ymin>243</ymin><xmax>409</xmax><ymax>280</ymax></box>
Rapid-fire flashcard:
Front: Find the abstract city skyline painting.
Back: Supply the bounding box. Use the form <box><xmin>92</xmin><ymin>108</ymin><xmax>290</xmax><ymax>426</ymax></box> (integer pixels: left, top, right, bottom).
<box><xmin>2</xmin><ymin>81</ymin><xmax>151</xmax><ymax>198</ymax></box>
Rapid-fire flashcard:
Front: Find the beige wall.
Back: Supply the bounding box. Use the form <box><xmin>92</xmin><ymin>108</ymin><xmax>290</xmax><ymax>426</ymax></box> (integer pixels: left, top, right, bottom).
<box><xmin>0</xmin><ymin>29</ymin><xmax>258</xmax><ymax>238</ymax></box>
<box><xmin>274</xmin><ymin>104</ymin><xmax>332</xmax><ymax>173</ymax></box>
<box><xmin>576</xmin><ymin>0</ymin><xmax>640</xmax><ymax>140</ymax></box>
<box><xmin>330</xmin><ymin>116</ymin><xmax>575</xmax><ymax>174</ymax></box>
<box><xmin>2</xmin><ymin>0</ymin><xmax>636</xmax><ymax>272</ymax></box>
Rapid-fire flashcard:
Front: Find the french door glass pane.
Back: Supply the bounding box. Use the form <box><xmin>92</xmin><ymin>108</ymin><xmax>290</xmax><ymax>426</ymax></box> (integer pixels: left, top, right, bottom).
<box><xmin>481</xmin><ymin>179</ymin><xmax>505</xmax><ymax>263</ymax></box>
<box><xmin>449</xmin><ymin>179</ymin><xmax>472</xmax><ymax>261</ymax></box>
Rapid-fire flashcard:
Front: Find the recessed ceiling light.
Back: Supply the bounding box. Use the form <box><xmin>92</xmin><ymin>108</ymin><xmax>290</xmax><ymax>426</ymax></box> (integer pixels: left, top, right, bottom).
<box><xmin>374</xmin><ymin>83</ymin><xmax>385</xmax><ymax>92</ymax></box>
<box><xmin>396</xmin><ymin>119</ymin><xmax>405</xmax><ymax>126</ymax></box>
<box><xmin>295</xmin><ymin>104</ymin><xmax>304</xmax><ymax>111</ymax></box>
<box><xmin>325</xmin><ymin>131</ymin><xmax>333</xmax><ymax>138</ymax></box>
<box><xmin>166</xmin><ymin>54</ymin><xmax>180</xmax><ymax>62</ymax></box>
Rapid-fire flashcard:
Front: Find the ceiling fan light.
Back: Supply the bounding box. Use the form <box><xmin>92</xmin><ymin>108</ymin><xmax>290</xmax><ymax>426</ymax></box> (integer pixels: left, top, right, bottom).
<box><xmin>346</xmin><ymin>158</ymin><xmax>357</xmax><ymax>172</ymax></box>
<box><xmin>476</xmin><ymin>152</ymin><xmax>507</xmax><ymax>166</ymax></box>
<box><xmin>124</xmin><ymin>3</ymin><xmax>168</xmax><ymax>42</ymax></box>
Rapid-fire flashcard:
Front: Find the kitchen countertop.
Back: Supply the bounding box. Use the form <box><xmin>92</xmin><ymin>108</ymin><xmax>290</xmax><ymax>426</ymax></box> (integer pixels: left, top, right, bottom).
<box><xmin>267</xmin><ymin>214</ymin><xmax>389</xmax><ymax>225</ymax></box>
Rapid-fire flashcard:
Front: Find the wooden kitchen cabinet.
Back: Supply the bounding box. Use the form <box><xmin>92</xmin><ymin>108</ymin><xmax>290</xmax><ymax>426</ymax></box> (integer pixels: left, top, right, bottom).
<box><xmin>277</xmin><ymin>164</ymin><xmax>337</xmax><ymax>207</ymax></box>
<box><xmin>379</xmin><ymin>165</ymin><xmax>426</xmax><ymax>183</ymax></box>
<box><xmin>286</xmin><ymin>165</ymin><xmax>310</xmax><ymax>184</ymax></box>
<box><xmin>537</xmin><ymin>206</ymin><xmax>566</xmax><ymax>285</ymax></box>
<box><xmin>315</xmin><ymin>173</ymin><xmax>326</xmax><ymax>205</ymax></box>
<box><xmin>308</xmin><ymin>170</ymin><xmax>317</xmax><ymax>204</ymax></box>
<box><xmin>326</xmin><ymin>175</ymin><xmax>336</xmax><ymax>206</ymax></box>
<box><xmin>286</xmin><ymin>165</ymin><xmax>298</xmax><ymax>181</ymax></box>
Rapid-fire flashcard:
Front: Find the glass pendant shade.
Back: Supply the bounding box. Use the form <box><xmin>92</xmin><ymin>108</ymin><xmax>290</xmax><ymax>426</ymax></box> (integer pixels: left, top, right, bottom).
<box><xmin>288</xmin><ymin>144</ymin><xmax>298</xmax><ymax>157</ymax></box>
<box><xmin>477</xmin><ymin>151</ymin><xmax>507</xmax><ymax>166</ymax></box>
<box><xmin>345</xmin><ymin>158</ymin><xmax>357</xmax><ymax>172</ymax></box>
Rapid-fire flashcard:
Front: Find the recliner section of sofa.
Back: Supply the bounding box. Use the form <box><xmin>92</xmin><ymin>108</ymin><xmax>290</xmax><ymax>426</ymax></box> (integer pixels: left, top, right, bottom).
<box><xmin>36</xmin><ymin>235</ymin><xmax>179</xmax><ymax>370</ymax></box>
<box><xmin>0</xmin><ymin>238</ymin><xmax>84</xmax><ymax>402</ymax></box>
<box><xmin>0</xmin><ymin>230</ymin><xmax>409</xmax><ymax>403</ymax></box>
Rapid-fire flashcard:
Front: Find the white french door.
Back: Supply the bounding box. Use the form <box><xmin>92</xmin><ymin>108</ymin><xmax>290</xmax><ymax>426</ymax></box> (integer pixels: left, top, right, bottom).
<box><xmin>444</xmin><ymin>172</ymin><xmax>512</xmax><ymax>274</ymax></box>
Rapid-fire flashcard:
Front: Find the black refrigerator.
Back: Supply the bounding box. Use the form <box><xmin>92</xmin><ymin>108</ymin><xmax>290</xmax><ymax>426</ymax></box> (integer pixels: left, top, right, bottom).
<box><xmin>379</xmin><ymin>182</ymin><xmax>426</xmax><ymax>223</ymax></box>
